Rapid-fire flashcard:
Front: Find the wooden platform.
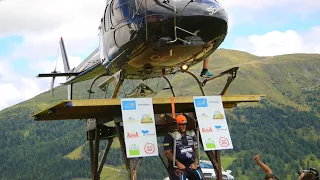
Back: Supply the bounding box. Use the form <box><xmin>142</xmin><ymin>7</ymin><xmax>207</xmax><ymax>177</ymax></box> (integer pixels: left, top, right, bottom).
<box><xmin>32</xmin><ymin>95</ymin><xmax>265</xmax><ymax>121</ymax></box>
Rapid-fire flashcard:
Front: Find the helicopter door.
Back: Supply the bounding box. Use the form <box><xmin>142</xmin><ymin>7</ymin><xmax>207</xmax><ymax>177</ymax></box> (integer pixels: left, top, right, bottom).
<box><xmin>99</xmin><ymin>26</ymin><xmax>106</xmax><ymax>64</ymax></box>
<box><xmin>99</xmin><ymin>5</ymin><xmax>110</xmax><ymax>65</ymax></box>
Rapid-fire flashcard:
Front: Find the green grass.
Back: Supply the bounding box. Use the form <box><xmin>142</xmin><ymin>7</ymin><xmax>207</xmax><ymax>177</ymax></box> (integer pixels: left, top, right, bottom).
<box><xmin>100</xmin><ymin>165</ymin><xmax>128</xmax><ymax>180</ymax></box>
<box><xmin>297</xmin><ymin>127</ymin><xmax>319</xmax><ymax>142</ymax></box>
<box><xmin>64</xmin><ymin>144</ymin><xmax>85</xmax><ymax>160</ymax></box>
<box><xmin>72</xmin><ymin>165</ymin><xmax>128</xmax><ymax>180</ymax></box>
<box><xmin>200</xmin><ymin>151</ymin><xmax>238</xmax><ymax>170</ymax></box>
<box><xmin>221</xmin><ymin>156</ymin><xmax>237</xmax><ymax>170</ymax></box>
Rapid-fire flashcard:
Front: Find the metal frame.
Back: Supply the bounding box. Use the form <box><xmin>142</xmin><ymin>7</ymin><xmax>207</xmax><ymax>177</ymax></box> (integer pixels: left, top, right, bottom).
<box><xmin>88</xmin><ymin>73</ymin><xmax>108</xmax><ymax>99</ymax></box>
<box><xmin>181</xmin><ymin>66</ymin><xmax>239</xmax><ymax>96</ymax></box>
<box><xmin>168</xmin><ymin>0</ymin><xmax>197</xmax><ymax>45</ymax></box>
<box><xmin>83</xmin><ymin>67</ymin><xmax>240</xmax><ymax>180</ymax></box>
<box><xmin>162</xmin><ymin>75</ymin><xmax>176</xmax><ymax>97</ymax></box>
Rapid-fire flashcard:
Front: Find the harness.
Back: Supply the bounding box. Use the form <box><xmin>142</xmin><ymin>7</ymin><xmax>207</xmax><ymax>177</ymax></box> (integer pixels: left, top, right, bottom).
<box><xmin>169</xmin><ymin>130</ymin><xmax>196</xmax><ymax>168</ymax></box>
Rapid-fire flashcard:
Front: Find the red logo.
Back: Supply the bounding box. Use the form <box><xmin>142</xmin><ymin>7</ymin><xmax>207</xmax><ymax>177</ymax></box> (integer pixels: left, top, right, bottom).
<box><xmin>219</xmin><ymin>137</ymin><xmax>229</xmax><ymax>147</ymax></box>
<box><xmin>144</xmin><ymin>143</ymin><xmax>155</xmax><ymax>154</ymax></box>
<box><xmin>201</xmin><ymin>127</ymin><xmax>213</xmax><ymax>133</ymax></box>
<box><xmin>127</xmin><ymin>132</ymin><xmax>139</xmax><ymax>138</ymax></box>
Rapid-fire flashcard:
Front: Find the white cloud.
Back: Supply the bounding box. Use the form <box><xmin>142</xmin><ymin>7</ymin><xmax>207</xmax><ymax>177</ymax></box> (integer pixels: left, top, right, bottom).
<box><xmin>0</xmin><ymin>0</ymin><xmax>105</xmax><ymax>37</ymax></box>
<box><xmin>0</xmin><ymin>0</ymin><xmax>106</xmax><ymax>111</ymax></box>
<box><xmin>233</xmin><ymin>27</ymin><xmax>320</xmax><ymax>56</ymax></box>
<box><xmin>222</xmin><ymin>0</ymin><xmax>320</xmax><ymax>31</ymax></box>
<box><xmin>0</xmin><ymin>0</ymin><xmax>104</xmax><ymax>60</ymax></box>
<box><xmin>0</xmin><ymin>53</ymin><xmax>84</xmax><ymax>111</ymax></box>
<box><xmin>224</xmin><ymin>0</ymin><xmax>320</xmax><ymax>12</ymax></box>
<box><xmin>0</xmin><ymin>60</ymin><xmax>42</xmax><ymax>110</ymax></box>
<box><xmin>0</xmin><ymin>84</ymin><xmax>22</xmax><ymax>110</ymax></box>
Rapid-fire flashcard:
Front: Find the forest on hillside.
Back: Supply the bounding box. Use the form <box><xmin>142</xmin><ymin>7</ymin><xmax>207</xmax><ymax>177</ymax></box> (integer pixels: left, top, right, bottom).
<box><xmin>0</xmin><ymin>51</ymin><xmax>319</xmax><ymax>180</ymax></box>
<box><xmin>0</xmin><ymin>98</ymin><xmax>319</xmax><ymax>180</ymax></box>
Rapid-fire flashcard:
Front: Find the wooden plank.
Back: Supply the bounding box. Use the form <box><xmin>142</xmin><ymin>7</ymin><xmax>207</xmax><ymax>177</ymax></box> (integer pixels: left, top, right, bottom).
<box><xmin>66</xmin><ymin>95</ymin><xmax>264</xmax><ymax>107</ymax></box>
<box><xmin>32</xmin><ymin>95</ymin><xmax>265</xmax><ymax>121</ymax></box>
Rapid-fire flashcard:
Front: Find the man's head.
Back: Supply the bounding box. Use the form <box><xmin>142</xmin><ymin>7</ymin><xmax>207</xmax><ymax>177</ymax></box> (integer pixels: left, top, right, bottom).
<box><xmin>299</xmin><ymin>168</ymin><xmax>319</xmax><ymax>180</ymax></box>
<box><xmin>299</xmin><ymin>172</ymin><xmax>317</xmax><ymax>180</ymax></box>
<box><xmin>176</xmin><ymin>115</ymin><xmax>187</xmax><ymax>133</ymax></box>
<box><xmin>265</xmin><ymin>174</ymin><xmax>279</xmax><ymax>180</ymax></box>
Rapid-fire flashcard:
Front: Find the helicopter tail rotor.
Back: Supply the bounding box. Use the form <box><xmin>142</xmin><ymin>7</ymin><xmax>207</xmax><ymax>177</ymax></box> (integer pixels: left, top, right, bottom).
<box><xmin>50</xmin><ymin>50</ymin><xmax>59</xmax><ymax>98</ymax></box>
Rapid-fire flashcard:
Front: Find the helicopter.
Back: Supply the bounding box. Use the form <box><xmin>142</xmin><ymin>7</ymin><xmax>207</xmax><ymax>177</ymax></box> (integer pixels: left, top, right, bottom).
<box><xmin>37</xmin><ymin>0</ymin><xmax>239</xmax><ymax>100</ymax></box>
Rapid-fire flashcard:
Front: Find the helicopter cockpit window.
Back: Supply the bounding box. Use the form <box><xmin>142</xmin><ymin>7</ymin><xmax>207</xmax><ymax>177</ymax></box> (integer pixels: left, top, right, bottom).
<box><xmin>111</xmin><ymin>0</ymin><xmax>130</xmax><ymax>26</ymax></box>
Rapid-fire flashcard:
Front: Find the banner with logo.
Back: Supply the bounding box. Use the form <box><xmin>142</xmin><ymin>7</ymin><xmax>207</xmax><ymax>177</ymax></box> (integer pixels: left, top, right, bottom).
<box><xmin>121</xmin><ymin>98</ymin><xmax>159</xmax><ymax>158</ymax></box>
<box><xmin>193</xmin><ymin>96</ymin><xmax>233</xmax><ymax>151</ymax></box>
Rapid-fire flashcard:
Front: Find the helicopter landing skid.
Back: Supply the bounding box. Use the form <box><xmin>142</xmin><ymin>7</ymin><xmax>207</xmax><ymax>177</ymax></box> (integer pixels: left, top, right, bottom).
<box><xmin>182</xmin><ymin>67</ymin><xmax>239</xmax><ymax>96</ymax></box>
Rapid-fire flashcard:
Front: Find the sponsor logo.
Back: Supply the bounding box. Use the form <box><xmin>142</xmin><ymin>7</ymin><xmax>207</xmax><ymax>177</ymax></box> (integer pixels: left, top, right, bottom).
<box><xmin>213</xmin><ymin>111</ymin><xmax>224</xmax><ymax>119</ymax></box>
<box><xmin>141</xmin><ymin>114</ymin><xmax>153</xmax><ymax>123</ymax></box>
<box><xmin>127</xmin><ymin>117</ymin><xmax>137</xmax><ymax>123</ymax></box>
<box><xmin>122</xmin><ymin>101</ymin><xmax>136</xmax><ymax>110</ymax></box>
<box><xmin>200</xmin><ymin>113</ymin><xmax>208</xmax><ymax>118</ymax></box>
<box><xmin>206</xmin><ymin>138</ymin><xmax>216</xmax><ymax>149</ymax></box>
<box><xmin>129</xmin><ymin>144</ymin><xmax>140</xmax><ymax>156</ymax></box>
<box><xmin>127</xmin><ymin>132</ymin><xmax>139</xmax><ymax>138</ymax></box>
<box><xmin>138</xmin><ymin>103</ymin><xmax>150</xmax><ymax>106</ymax></box>
<box><xmin>144</xmin><ymin>143</ymin><xmax>155</xmax><ymax>154</ymax></box>
<box><xmin>209</xmin><ymin>101</ymin><xmax>221</xmax><ymax>104</ymax></box>
<box><xmin>219</xmin><ymin>137</ymin><xmax>229</xmax><ymax>147</ymax></box>
<box><xmin>201</xmin><ymin>127</ymin><xmax>213</xmax><ymax>133</ymax></box>
<box><xmin>141</xmin><ymin>129</ymin><xmax>156</xmax><ymax>136</ymax></box>
<box><xmin>194</xmin><ymin>98</ymin><xmax>208</xmax><ymax>107</ymax></box>
<box><xmin>214</xmin><ymin>125</ymin><xmax>228</xmax><ymax>131</ymax></box>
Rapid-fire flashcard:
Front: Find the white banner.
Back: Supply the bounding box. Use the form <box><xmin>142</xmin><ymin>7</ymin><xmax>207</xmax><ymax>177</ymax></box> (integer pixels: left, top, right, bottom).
<box><xmin>193</xmin><ymin>96</ymin><xmax>233</xmax><ymax>151</ymax></box>
<box><xmin>121</xmin><ymin>98</ymin><xmax>159</xmax><ymax>158</ymax></box>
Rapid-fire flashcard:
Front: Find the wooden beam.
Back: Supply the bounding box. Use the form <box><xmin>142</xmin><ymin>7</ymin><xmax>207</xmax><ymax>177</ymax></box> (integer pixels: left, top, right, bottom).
<box><xmin>115</xmin><ymin>123</ymin><xmax>131</xmax><ymax>173</ymax></box>
<box><xmin>93</xmin><ymin>125</ymin><xmax>100</xmax><ymax>180</ymax></box>
<box><xmin>98</xmin><ymin>137</ymin><xmax>114</xmax><ymax>175</ymax></box>
<box><xmin>32</xmin><ymin>95</ymin><xmax>265</xmax><ymax>121</ymax></box>
<box><xmin>206</xmin><ymin>150</ymin><xmax>222</xmax><ymax>180</ymax></box>
<box><xmin>88</xmin><ymin>131</ymin><xmax>94</xmax><ymax>180</ymax></box>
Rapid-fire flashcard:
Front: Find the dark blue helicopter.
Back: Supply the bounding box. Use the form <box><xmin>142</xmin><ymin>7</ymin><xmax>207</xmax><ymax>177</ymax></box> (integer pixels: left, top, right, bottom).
<box><xmin>37</xmin><ymin>0</ymin><xmax>237</xmax><ymax>99</ymax></box>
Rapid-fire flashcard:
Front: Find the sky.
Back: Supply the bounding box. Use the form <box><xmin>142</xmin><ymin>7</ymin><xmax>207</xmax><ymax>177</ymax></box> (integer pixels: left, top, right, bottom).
<box><xmin>0</xmin><ymin>0</ymin><xmax>319</xmax><ymax>111</ymax></box>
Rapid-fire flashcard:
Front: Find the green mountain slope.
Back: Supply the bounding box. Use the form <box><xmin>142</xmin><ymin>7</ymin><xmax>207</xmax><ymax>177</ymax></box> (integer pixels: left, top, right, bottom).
<box><xmin>0</xmin><ymin>49</ymin><xmax>319</xmax><ymax>180</ymax></box>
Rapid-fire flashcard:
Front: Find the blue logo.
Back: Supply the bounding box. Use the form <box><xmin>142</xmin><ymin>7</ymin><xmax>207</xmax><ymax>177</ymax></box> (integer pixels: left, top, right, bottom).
<box><xmin>194</xmin><ymin>98</ymin><xmax>208</xmax><ymax>107</ymax></box>
<box><xmin>215</xmin><ymin>125</ymin><xmax>221</xmax><ymax>129</ymax></box>
<box><xmin>141</xmin><ymin>130</ymin><xmax>149</xmax><ymax>135</ymax></box>
<box><xmin>122</xmin><ymin>101</ymin><xmax>136</xmax><ymax>110</ymax></box>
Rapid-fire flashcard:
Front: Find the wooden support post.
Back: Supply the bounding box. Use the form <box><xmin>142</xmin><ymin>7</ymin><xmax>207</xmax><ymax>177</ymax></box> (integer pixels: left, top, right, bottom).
<box><xmin>98</xmin><ymin>137</ymin><xmax>114</xmax><ymax>175</ymax></box>
<box><xmin>130</xmin><ymin>158</ymin><xmax>142</xmax><ymax>180</ymax></box>
<box><xmin>115</xmin><ymin>123</ymin><xmax>131</xmax><ymax>173</ymax></box>
<box><xmin>93</xmin><ymin>125</ymin><xmax>100</xmax><ymax>180</ymax></box>
<box><xmin>206</xmin><ymin>150</ymin><xmax>222</xmax><ymax>180</ymax></box>
<box><xmin>88</xmin><ymin>131</ymin><xmax>95</xmax><ymax>180</ymax></box>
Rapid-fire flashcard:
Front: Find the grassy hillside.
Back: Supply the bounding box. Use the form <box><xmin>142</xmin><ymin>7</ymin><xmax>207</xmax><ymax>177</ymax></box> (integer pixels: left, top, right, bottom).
<box><xmin>0</xmin><ymin>49</ymin><xmax>319</xmax><ymax>180</ymax></box>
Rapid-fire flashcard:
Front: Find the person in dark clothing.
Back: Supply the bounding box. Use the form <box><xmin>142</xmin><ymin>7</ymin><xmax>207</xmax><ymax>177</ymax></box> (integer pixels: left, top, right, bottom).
<box><xmin>163</xmin><ymin>114</ymin><xmax>203</xmax><ymax>180</ymax></box>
